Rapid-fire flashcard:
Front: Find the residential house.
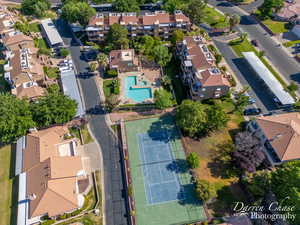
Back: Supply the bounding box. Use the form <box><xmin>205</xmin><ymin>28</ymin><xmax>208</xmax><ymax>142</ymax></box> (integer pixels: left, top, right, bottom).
<box><xmin>1</xmin><ymin>31</ymin><xmax>35</xmax><ymax>51</ymax></box>
<box><xmin>4</xmin><ymin>46</ymin><xmax>46</xmax><ymax>100</ymax></box>
<box><xmin>247</xmin><ymin>112</ymin><xmax>300</xmax><ymax>165</ymax></box>
<box><xmin>86</xmin><ymin>10</ymin><xmax>191</xmax><ymax>42</ymax></box>
<box><xmin>16</xmin><ymin>126</ymin><xmax>88</xmax><ymax>225</ymax></box>
<box><xmin>176</xmin><ymin>36</ymin><xmax>230</xmax><ymax>100</ymax></box>
<box><xmin>274</xmin><ymin>0</ymin><xmax>300</xmax><ymax>22</ymax></box>
<box><xmin>109</xmin><ymin>49</ymin><xmax>139</xmax><ymax>73</ymax></box>
<box><xmin>0</xmin><ymin>6</ymin><xmax>15</xmax><ymax>38</ymax></box>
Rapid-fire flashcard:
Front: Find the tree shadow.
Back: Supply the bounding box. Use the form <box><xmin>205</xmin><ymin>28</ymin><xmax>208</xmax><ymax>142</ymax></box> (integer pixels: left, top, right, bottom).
<box><xmin>207</xmin><ymin>142</ymin><xmax>240</xmax><ymax>179</ymax></box>
<box><xmin>147</xmin><ymin>115</ymin><xmax>181</xmax><ymax>143</ymax></box>
<box><xmin>177</xmin><ymin>183</ymin><xmax>203</xmax><ymax>206</ymax></box>
<box><xmin>166</xmin><ymin>159</ymin><xmax>189</xmax><ymax>174</ymax></box>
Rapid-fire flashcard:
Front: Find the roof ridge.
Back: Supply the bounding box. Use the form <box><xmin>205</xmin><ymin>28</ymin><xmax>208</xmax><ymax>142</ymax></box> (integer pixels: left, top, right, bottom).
<box><xmin>281</xmin><ymin>131</ymin><xmax>297</xmax><ymax>161</ymax></box>
<box><xmin>48</xmin><ymin>185</ymin><xmax>78</xmax><ymax>207</ymax></box>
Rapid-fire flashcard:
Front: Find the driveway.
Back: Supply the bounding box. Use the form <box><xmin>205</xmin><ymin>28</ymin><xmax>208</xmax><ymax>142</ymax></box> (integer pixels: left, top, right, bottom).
<box><xmin>55</xmin><ymin>19</ymin><xmax>129</xmax><ymax>225</ymax></box>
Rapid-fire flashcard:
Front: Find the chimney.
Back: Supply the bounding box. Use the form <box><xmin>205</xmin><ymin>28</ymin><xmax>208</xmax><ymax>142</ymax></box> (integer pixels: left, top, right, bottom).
<box><xmin>27</xmin><ymin>193</ymin><xmax>36</xmax><ymax>201</ymax></box>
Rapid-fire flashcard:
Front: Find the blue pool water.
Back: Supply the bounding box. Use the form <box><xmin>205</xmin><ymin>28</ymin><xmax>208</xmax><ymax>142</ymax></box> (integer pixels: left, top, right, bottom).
<box><xmin>125</xmin><ymin>76</ymin><xmax>152</xmax><ymax>103</ymax></box>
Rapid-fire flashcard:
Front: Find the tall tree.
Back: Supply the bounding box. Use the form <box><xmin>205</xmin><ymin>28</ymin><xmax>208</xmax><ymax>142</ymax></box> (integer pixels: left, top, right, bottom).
<box><xmin>61</xmin><ymin>1</ymin><xmax>96</xmax><ymax>26</ymax></box>
<box><xmin>176</xmin><ymin>100</ymin><xmax>208</xmax><ymax>137</ymax></box>
<box><xmin>115</xmin><ymin>0</ymin><xmax>140</xmax><ymax>12</ymax></box>
<box><xmin>171</xmin><ymin>29</ymin><xmax>185</xmax><ymax>45</ymax></box>
<box><xmin>152</xmin><ymin>45</ymin><xmax>171</xmax><ymax>67</ymax></box>
<box><xmin>106</xmin><ymin>24</ymin><xmax>129</xmax><ymax>49</ymax></box>
<box><xmin>21</xmin><ymin>0</ymin><xmax>51</xmax><ymax>18</ymax></box>
<box><xmin>0</xmin><ymin>94</ymin><xmax>35</xmax><ymax>144</ymax></box>
<box><xmin>233</xmin><ymin>131</ymin><xmax>265</xmax><ymax>173</ymax></box>
<box><xmin>154</xmin><ymin>89</ymin><xmax>174</xmax><ymax>109</ymax></box>
<box><xmin>30</xmin><ymin>93</ymin><xmax>77</xmax><ymax>128</ymax></box>
<box><xmin>183</xmin><ymin>0</ymin><xmax>206</xmax><ymax>25</ymax></box>
<box><xmin>229</xmin><ymin>14</ymin><xmax>240</xmax><ymax>31</ymax></box>
<box><xmin>206</xmin><ymin>104</ymin><xmax>229</xmax><ymax>131</ymax></box>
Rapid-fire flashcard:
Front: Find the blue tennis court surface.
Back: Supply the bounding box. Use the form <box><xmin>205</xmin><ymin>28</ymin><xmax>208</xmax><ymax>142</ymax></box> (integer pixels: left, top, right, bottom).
<box><xmin>138</xmin><ymin>131</ymin><xmax>185</xmax><ymax>205</ymax></box>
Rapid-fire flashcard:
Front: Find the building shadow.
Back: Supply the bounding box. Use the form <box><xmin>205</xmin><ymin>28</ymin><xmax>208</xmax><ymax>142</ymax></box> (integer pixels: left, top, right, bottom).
<box><xmin>239</xmin><ymin>15</ymin><xmax>258</xmax><ymax>26</ymax></box>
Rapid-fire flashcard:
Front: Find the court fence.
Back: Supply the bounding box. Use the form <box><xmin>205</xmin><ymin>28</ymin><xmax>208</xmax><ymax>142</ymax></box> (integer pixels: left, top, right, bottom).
<box><xmin>120</xmin><ymin>119</ymin><xmax>136</xmax><ymax>225</ymax></box>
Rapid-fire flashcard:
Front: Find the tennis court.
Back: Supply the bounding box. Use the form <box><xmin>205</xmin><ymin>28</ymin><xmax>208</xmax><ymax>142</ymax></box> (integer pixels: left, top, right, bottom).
<box><xmin>125</xmin><ymin>116</ymin><xmax>206</xmax><ymax>225</ymax></box>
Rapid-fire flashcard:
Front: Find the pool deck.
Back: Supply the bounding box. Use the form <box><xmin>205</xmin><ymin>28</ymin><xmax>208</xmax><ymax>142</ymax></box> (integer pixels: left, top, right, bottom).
<box><xmin>119</xmin><ymin>71</ymin><xmax>160</xmax><ymax>105</ymax></box>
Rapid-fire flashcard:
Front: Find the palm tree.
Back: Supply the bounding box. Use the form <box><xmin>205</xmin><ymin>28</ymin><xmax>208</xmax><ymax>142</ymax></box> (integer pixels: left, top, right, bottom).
<box><xmin>239</xmin><ymin>32</ymin><xmax>248</xmax><ymax>42</ymax></box>
<box><xmin>97</xmin><ymin>53</ymin><xmax>108</xmax><ymax>69</ymax></box>
<box><xmin>229</xmin><ymin>14</ymin><xmax>240</xmax><ymax>32</ymax></box>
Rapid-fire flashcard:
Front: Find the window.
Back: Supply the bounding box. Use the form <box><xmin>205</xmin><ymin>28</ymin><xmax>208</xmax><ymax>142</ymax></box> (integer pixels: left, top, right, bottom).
<box><xmin>202</xmin><ymin>88</ymin><xmax>206</xmax><ymax>91</ymax></box>
<box><xmin>216</xmin><ymin>88</ymin><xmax>221</xmax><ymax>91</ymax></box>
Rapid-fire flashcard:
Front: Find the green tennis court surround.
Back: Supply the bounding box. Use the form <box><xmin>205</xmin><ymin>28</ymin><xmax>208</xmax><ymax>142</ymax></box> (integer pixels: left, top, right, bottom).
<box><xmin>125</xmin><ymin>116</ymin><xmax>206</xmax><ymax>225</ymax></box>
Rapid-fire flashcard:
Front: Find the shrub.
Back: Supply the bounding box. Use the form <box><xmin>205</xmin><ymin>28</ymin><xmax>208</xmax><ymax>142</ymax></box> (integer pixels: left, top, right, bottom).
<box><xmin>195</xmin><ymin>179</ymin><xmax>216</xmax><ymax>202</ymax></box>
<box><xmin>186</xmin><ymin>152</ymin><xmax>200</xmax><ymax>169</ymax></box>
<box><xmin>106</xmin><ymin>69</ymin><xmax>118</xmax><ymax>78</ymax></box>
<box><xmin>60</xmin><ymin>48</ymin><xmax>70</xmax><ymax>58</ymax></box>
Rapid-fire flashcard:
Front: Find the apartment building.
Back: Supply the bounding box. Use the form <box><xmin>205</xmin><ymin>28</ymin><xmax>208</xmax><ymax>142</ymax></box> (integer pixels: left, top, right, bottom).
<box><xmin>3</xmin><ymin>44</ymin><xmax>46</xmax><ymax>100</ymax></box>
<box><xmin>176</xmin><ymin>36</ymin><xmax>230</xmax><ymax>100</ymax></box>
<box><xmin>247</xmin><ymin>112</ymin><xmax>300</xmax><ymax>165</ymax></box>
<box><xmin>86</xmin><ymin>10</ymin><xmax>191</xmax><ymax>42</ymax></box>
<box><xmin>16</xmin><ymin>126</ymin><xmax>88</xmax><ymax>225</ymax></box>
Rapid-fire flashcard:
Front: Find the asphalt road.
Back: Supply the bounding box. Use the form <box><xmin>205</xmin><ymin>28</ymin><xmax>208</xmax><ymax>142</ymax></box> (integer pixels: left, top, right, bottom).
<box><xmin>209</xmin><ymin>0</ymin><xmax>300</xmax><ymax>89</ymax></box>
<box><xmin>55</xmin><ymin>19</ymin><xmax>129</xmax><ymax>225</ymax></box>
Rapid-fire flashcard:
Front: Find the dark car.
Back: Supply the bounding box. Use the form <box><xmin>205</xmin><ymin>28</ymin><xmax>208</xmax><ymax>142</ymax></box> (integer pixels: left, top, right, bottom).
<box><xmin>244</xmin><ymin>108</ymin><xmax>262</xmax><ymax>116</ymax></box>
<box><xmin>251</xmin><ymin>40</ymin><xmax>259</xmax><ymax>47</ymax></box>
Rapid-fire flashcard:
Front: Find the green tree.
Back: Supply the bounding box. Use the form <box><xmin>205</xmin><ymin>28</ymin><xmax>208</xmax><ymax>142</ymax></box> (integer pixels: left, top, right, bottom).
<box><xmin>47</xmin><ymin>84</ymin><xmax>61</xmax><ymax>94</ymax></box>
<box><xmin>184</xmin><ymin>0</ymin><xmax>206</xmax><ymax>25</ymax></box>
<box><xmin>258</xmin><ymin>0</ymin><xmax>284</xmax><ymax>19</ymax></box>
<box><xmin>152</xmin><ymin>45</ymin><xmax>171</xmax><ymax>67</ymax></box>
<box><xmin>61</xmin><ymin>1</ymin><xmax>96</xmax><ymax>26</ymax></box>
<box><xmin>0</xmin><ymin>94</ymin><xmax>35</xmax><ymax>144</ymax></box>
<box><xmin>176</xmin><ymin>100</ymin><xmax>208</xmax><ymax>137</ymax></box>
<box><xmin>229</xmin><ymin>14</ymin><xmax>240</xmax><ymax>31</ymax></box>
<box><xmin>206</xmin><ymin>104</ymin><xmax>229</xmax><ymax>131</ymax></box>
<box><xmin>21</xmin><ymin>0</ymin><xmax>51</xmax><ymax>18</ymax></box>
<box><xmin>154</xmin><ymin>89</ymin><xmax>174</xmax><ymax>109</ymax></box>
<box><xmin>195</xmin><ymin>179</ymin><xmax>216</xmax><ymax>202</ymax></box>
<box><xmin>171</xmin><ymin>29</ymin><xmax>185</xmax><ymax>45</ymax></box>
<box><xmin>186</xmin><ymin>152</ymin><xmax>200</xmax><ymax>169</ymax></box>
<box><xmin>215</xmin><ymin>54</ymin><xmax>222</xmax><ymax>65</ymax></box>
<box><xmin>136</xmin><ymin>35</ymin><xmax>161</xmax><ymax>59</ymax></box>
<box><xmin>163</xmin><ymin>0</ymin><xmax>183</xmax><ymax>13</ymax></box>
<box><xmin>106</xmin><ymin>24</ymin><xmax>129</xmax><ymax>49</ymax></box>
<box><xmin>30</xmin><ymin>93</ymin><xmax>77</xmax><ymax>128</ymax></box>
<box><xmin>234</xmin><ymin>93</ymin><xmax>249</xmax><ymax>112</ymax></box>
<box><xmin>115</xmin><ymin>0</ymin><xmax>140</xmax><ymax>12</ymax></box>
<box><xmin>60</xmin><ymin>48</ymin><xmax>70</xmax><ymax>58</ymax></box>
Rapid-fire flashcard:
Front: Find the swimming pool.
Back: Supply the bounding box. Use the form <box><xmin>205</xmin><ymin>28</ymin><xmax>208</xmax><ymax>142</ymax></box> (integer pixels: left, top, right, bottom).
<box><xmin>125</xmin><ymin>76</ymin><xmax>152</xmax><ymax>103</ymax></box>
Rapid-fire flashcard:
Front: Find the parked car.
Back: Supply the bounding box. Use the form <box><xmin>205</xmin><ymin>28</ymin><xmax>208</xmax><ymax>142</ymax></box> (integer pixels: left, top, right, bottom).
<box><xmin>244</xmin><ymin>108</ymin><xmax>262</xmax><ymax>116</ymax></box>
<box><xmin>244</xmin><ymin>92</ymin><xmax>256</xmax><ymax>104</ymax></box>
<box><xmin>251</xmin><ymin>40</ymin><xmax>259</xmax><ymax>47</ymax></box>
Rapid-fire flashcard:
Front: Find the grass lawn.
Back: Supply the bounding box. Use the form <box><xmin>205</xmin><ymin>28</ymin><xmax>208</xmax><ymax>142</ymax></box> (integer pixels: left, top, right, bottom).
<box><xmin>28</xmin><ymin>22</ymin><xmax>40</xmax><ymax>33</ymax></box>
<box><xmin>34</xmin><ymin>38</ymin><xmax>50</xmax><ymax>50</ymax></box>
<box><xmin>43</xmin><ymin>66</ymin><xmax>59</xmax><ymax>79</ymax></box>
<box><xmin>202</xmin><ymin>6</ymin><xmax>229</xmax><ymax>28</ymax></box>
<box><xmin>283</xmin><ymin>39</ymin><xmax>300</xmax><ymax>47</ymax></box>
<box><xmin>229</xmin><ymin>38</ymin><xmax>296</xmax><ymax>97</ymax></box>
<box><xmin>103</xmin><ymin>80</ymin><xmax>114</xmax><ymax>98</ymax></box>
<box><xmin>183</xmin><ymin>99</ymin><xmax>246</xmax><ymax>216</ymax></box>
<box><xmin>0</xmin><ymin>145</ymin><xmax>18</xmax><ymax>225</ymax></box>
<box><xmin>69</xmin><ymin>125</ymin><xmax>93</xmax><ymax>145</ymax></box>
<box><xmin>262</xmin><ymin>19</ymin><xmax>288</xmax><ymax>34</ymax></box>
<box><xmin>165</xmin><ymin>57</ymin><xmax>187</xmax><ymax>104</ymax></box>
